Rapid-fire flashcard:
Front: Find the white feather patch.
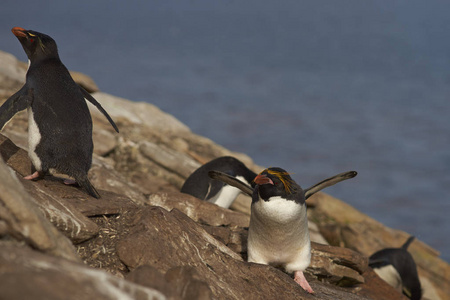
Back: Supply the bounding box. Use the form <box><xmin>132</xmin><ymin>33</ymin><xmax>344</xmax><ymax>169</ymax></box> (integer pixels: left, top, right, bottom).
<box><xmin>248</xmin><ymin>195</ymin><xmax>311</xmax><ymax>272</ymax></box>
<box><xmin>208</xmin><ymin>175</ymin><xmax>248</xmax><ymax>208</ymax></box>
<box><xmin>373</xmin><ymin>265</ymin><xmax>403</xmax><ymax>292</ymax></box>
<box><xmin>27</xmin><ymin>107</ymin><xmax>42</xmax><ymax>171</ymax></box>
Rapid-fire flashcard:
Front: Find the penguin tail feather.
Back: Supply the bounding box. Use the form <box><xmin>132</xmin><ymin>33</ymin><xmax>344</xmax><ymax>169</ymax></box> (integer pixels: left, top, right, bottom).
<box><xmin>401</xmin><ymin>236</ymin><xmax>415</xmax><ymax>250</ymax></box>
<box><xmin>77</xmin><ymin>177</ymin><xmax>100</xmax><ymax>199</ymax></box>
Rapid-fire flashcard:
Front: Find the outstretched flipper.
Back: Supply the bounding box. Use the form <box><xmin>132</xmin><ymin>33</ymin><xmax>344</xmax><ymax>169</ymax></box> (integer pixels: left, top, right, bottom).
<box><xmin>76</xmin><ymin>175</ymin><xmax>100</xmax><ymax>199</ymax></box>
<box><xmin>80</xmin><ymin>87</ymin><xmax>119</xmax><ymax>133</ymax></box>
<box><xmin>0</xmin><ymin>86</ymin><xmax>33</xmax><ymax>130</ymax></box>
<box><xmin>210</xmin><ymin>169</ymin><xmax>357</xmax><ymax>200</ymax></box>
<box><xmin>304</xmin><ymin>171</ymin><xmax>357</xmax><ymax>199</ymax></box>
<box><xmin>208</xmin><ymin>170</ymin><xmax>254</xmax><ymax>196</ymax></box>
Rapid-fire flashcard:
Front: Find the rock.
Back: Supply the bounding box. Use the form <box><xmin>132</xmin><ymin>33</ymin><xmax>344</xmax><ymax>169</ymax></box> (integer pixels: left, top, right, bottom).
<box><xmin>139</xmin><ymin>141</ymin><xmax>201</xmax><ymax>179</ymax></box>
<box><xmin>92</xmin><ymin>129</ymin><xmax>117</xmax><ymax>156</ymax></box>
<box><xmin>309</xmin><ymin>242</ymin><xmax>367</xmax><ymax>286</ymax></box>
<box><xmin>0</xmin><ymin>243</ymin><xmax>166</xmax><ymax>300</ymax></box>
<box><xmin>147</xmin><ymin>192</ymin><xmax>250</xmax><ymax>227</ymax></box>
<box><xmin>0</xmin><ymin>133</ymin><xmax>31</xmax><ymax>176</ymax></box>
<box><xmin>117</xmin><ymin>206</ymin><xmax>375</xmax><ymax>299</ymax></box>
<box><xmin>164</xmin><ymin>266</ymin><xmax>213</xmax><ymax>300</ymax></box>
<box><xmin>0</xmin><ymin>50</ymin><xmax>26</xmax><ymax>98</ymax></box>
<box><xmin>20</xmin><ymin>178</ymin><xmax>100</xmax><ymax>244</ymax></box>
<box><xmin>126</xmin><ymin>265</ymin><xmax>181</xmax><ymax>300</ymax></box>
<box><xmin>308</xmin><ymin>192</ymin><xmax>450</xmax><ymax>300</ymax></box>
<box><xmin>69</xmin><ymin>70</ymin><xmax>99</xmax><ymax>93</ymax></box>
<box><xmin>88</xmin><ymin>92</ymin><xmax>191</xmax><ymax>134</ymax></box>
<box><xmin>0</xmin><ymin>156</ymin><xmax>79</xmax><ymax>261</ymax></box>
<box><xmin>355</xmin><ymin>268</ymin><xmax>409</xmax><ymax>300</ymax></box>
<box><xmin>89</xmin><ymin>155</ymin><xmax>148</xmax><ymax>205</ymax></box>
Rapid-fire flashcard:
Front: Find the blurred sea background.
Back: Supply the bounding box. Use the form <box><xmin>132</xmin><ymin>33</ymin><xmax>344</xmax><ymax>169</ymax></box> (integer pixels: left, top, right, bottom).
<box><xmin>1</xmin><ymin>1</ymin><xmax>449</xmax><ymax>262</ymax></box>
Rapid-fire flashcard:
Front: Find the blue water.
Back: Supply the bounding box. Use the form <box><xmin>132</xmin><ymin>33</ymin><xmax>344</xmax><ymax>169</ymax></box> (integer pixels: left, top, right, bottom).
<box><xmin>1</xmin><ymin>1</ymin><xmax>449</xmax><ymax>262</ymax></box>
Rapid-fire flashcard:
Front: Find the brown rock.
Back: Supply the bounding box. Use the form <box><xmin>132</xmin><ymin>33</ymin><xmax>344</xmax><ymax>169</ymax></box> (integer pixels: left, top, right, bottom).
<box><xmin>0</xmin><ymin>243</ymin><xmax>167</xmax><ymax>300</ymax></box>
<box><xmin>356</xmin><ymin>268</ymin><xmax>409</xmax><ymax>300</ymax></box>
<box><xmin>20</xmin><ymin>178</ymin><xmax>100</xmax><ymax>243</ymax></box>
<box><xmin>0</xmin><ymin>157</ymin><xmax>79</xmax><ymax>261</ymax></box>
<box><xmin>116</xmin><ymin>206</ymin><xmax>371</xmax><ymax>299</ymax></box>
<box><xmin>201</xmin><ymin>224</ymin><xmax>248</xmax><ymax>255</ymax></box>
<box><xmin>92</xmin><ymin>128</ymin><xmax>117</xmax><ymax>156</ymax></box>
<box><xmin>0</xmin><ymin>133</ymin><xmax>31</xmax><ymax>176</ymax></box>
<box><xmin>69</xmin><ymin>71</ymin><xmax>99</xmax><ymax>93</ymax></box>
<box><xmin>64</xmin><ymin>189</ymin><xmax>139</xmax><ymax>217</ymax></box>
<box><xmin>126</xmin><ymin>265</ymin><xmax>180</xmax><ymax>300</ymax></box>
<box><xmin>309</xmin><ymin>242</ymin><xmax>367</xmax><ymax>286</ymax></box>
<box><xmin>311</xmin><ymin>242</ymin><xmax>368</xmax><ymax>275</ymax></box>
<box><xmin>147</xmin><ymin>192</ymin><xmax>250</xmax><ymax>227</ymax></box>
<box><xmin>309</xmin><ymin>192</ymin><xmax>450</xmax><ymax>300</ymax></box>
<box><xmin>89</xmin><ymin>155</ymin><xmax>148</xmax><ymax>205</ymax></box>
<box><xmin>0</xmin><ymin>50</ymin><xmax>26</xmax><ymax>98</ymax></box>
<box><xmin>164</xmin><ymin>266</ymin><xmax>213</xmax><ymax>300</ymax></box>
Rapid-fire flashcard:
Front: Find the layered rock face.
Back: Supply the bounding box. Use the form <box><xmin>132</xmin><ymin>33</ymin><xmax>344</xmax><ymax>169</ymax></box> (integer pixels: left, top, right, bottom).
<box><xmin>0</xmin><ymin>50</ymin><xmax>448</xmax><ymax>300</ymax></box>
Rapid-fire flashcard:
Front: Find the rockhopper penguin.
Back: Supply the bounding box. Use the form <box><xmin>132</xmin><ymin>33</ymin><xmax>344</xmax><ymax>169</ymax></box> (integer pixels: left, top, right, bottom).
<box><xmin>209</xmin><ymin>168</ymin><xmax>357</xmax><ymax>293</ymax></box>
<box><xmin>0</xmin><ymin>27</ymin><xmax>119</xmax><ymax>198</ymax></box>
<box><xmin>181</xmin><ymin>156</ymin><xmax>257</xmax><ymax>208</ymax></box>
<box><xmin>369</xmin><ymin>236</ymin><xmax>422</xmax><ymax>300</ymax></box>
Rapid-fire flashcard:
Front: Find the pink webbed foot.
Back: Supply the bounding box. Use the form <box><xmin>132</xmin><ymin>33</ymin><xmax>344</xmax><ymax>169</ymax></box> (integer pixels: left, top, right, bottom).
<box><xmin>294</xmin><ymin>270</ymin><xmax>314</xmax><ymax>294</ymax></box>
<box><xmin>63</xmin><ymin>179</ymin><xmax>77</xmax><ymax>185</ymax></box>
<box><xmin>23</xmin><ymin>171</ymin><xmax>42</xmax><ymax>180</ymax></box>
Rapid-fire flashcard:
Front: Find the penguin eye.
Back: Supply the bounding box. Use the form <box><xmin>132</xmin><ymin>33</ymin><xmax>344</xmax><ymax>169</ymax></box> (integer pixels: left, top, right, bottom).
<box><xmin>29</xmin><ymin>38</ymin><xmax>34</xmax><ymax>43</ymax></box>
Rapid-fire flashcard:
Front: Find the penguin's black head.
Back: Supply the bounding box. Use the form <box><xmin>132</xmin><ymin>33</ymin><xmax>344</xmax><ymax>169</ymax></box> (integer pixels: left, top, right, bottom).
<box><xmin>11</xmin><ymin>27</ymin><xmax>58</xmax><ymax>61</ymax></box>
<box><xmin>253</xmin><ymin>167</ymin><xmax>304</xmax><ymax>203</ymax></box>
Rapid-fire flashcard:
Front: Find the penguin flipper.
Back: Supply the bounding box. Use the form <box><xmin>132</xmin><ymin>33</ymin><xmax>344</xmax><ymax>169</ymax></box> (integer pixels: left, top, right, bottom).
<box><xmin>76</xmin><ymin>176</ymin><xmax>100</xmax><ymax>199</ymax></box>
<box><xmin>304</xmin><ymin>171</ymin><xmax>357</xmax><ymax>199</ymax></box>
<box><xmin>208</xmin><ymin>170</ymin><xmax>254</xmax><ymax>196</ymax></box>
<box><xmin>0</xmin><ymin>86</ymin><xmax>33</xmax><ymax>130</ymax></box>
<box><xmin>80</xmin><ymin>87</ymin><xmax>119</xmax><ymax>133</ymax></box>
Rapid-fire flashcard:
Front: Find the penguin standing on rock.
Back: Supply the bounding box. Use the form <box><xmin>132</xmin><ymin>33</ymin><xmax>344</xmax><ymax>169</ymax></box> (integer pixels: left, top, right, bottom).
<box><xmin>181</xmin><ymin>156</ymin><xmax>257</xmax><ymax>208</ymax></box>
<box><xmin>209</xmin><ymin>168</ymin><xmax>357</xmax><ymax>293</ymax></box>
<box><xmin>248</xmin><ymin>168</ymin><xmax>314</xmax><ymax>293</ymax></box>
<box><xmin>0</xmin><ymin>27</ymin><xmax>119</xmax><ymax>198</ymax></box>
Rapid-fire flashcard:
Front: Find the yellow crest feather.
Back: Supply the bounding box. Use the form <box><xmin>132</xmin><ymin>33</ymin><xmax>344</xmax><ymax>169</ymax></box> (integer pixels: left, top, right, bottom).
<box><xmin>263</xmin><ymin>168</ymin><xmax>294</xmax><ymax>194</ymax></box>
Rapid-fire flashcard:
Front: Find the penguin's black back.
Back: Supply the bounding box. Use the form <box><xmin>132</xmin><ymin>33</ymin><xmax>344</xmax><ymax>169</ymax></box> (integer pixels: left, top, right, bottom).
<box><xmin>369</xmin><ymin>237</ymin><xmax>421</xmax><ymax>300</ymax></box>
<box><xmin>28</xmin><ymin>56</ymin><xmax>93</xmax><ymax>175</ymax></box>
<box><xmin>181</xmin><ymin>156</ymin><xmax>256</xmax><ymax>200</ymax></box>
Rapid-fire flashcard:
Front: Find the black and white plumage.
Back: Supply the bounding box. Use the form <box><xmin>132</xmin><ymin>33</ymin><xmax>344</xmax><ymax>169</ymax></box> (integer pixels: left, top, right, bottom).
<box><xmin>0</xmin><ymin>27</ymin><xmax>119</xmax><ymax>198</ymax></box>
<box><xmin>247</xmin><ymin>167</ymin><xmax>314</xmax><ymax>293</ymax></box>
<box><xmin>209</xmin><ymin>167</ymin><xmax>357</xmax><ymax>293</ymax></box>
<box><xmin>369</xmin><ymin>236</ymin><xmax>422</xmax><ymax>300</ymax></box>
<box><xmin>181</xmin><ymin>156</ymin><xmax>257</xmax><ymax>208</ymax></box>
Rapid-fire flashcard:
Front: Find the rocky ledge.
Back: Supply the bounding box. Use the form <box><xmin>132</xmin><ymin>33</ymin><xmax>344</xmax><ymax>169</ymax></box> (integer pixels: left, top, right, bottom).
<box><xmin>0</xmin><ymin>50</ymin><xmax>448</xmax><ymax>299</ymax></box>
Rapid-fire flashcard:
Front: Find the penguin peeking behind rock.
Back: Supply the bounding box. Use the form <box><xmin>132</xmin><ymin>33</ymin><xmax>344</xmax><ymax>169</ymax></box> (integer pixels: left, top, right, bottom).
<box><xmin>0</xmin><ymin>27</ymin><xmax>119</xmax><ymax>198</ymax></box>
<box><xmin>209</xmin><ymin>167</ymin><xmax>357</xmax><ymax>293</ymax></box>
<box><xmin>369</xmin><ymin>236</ymin><xmax>422</xmax><ymax>300</ymax></box>
<box><xmin>181</xmin><ymin>156</ymin><xmax>257</xmax><ymax>208</ymax></box>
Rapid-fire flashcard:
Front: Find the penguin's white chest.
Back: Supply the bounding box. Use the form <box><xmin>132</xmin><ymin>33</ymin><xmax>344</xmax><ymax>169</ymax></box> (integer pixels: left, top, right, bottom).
<box><xmin>208</xmin><ymin>175</ymin><xmax>248</xmax><ymax>208</ymax></box>
<box><xmin>373</xmin><ymin>265</ymin><xmax>402</xmax><ymax>292</ymax></box>
<box><xmin>248</xmin><ymin>196</ymin><xmax>311</xmax><ymax>272</ymax></box>
<box><xmin>27</xmin><ymin>107</ymin><xmax>42</xmax><ymax>170</ymax></box>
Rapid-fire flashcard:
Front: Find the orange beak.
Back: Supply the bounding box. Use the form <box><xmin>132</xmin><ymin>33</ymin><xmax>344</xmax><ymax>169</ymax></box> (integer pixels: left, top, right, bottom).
<box><xmin>254</xmin><ymin>174</ymin><xmax>274</xmax><ymax>185</ymax></box>
<box><xmin>12</xmin><ymin>27</ymin><xmax>27</xmax><ymax>38</ymax></box>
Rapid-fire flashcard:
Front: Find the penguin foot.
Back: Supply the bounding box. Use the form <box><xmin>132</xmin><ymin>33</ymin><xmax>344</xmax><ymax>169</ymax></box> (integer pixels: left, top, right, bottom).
<box><xmin>294</xmin><ymin>270</ymin><xmax>314</xmax><ymax>294</ymax></box>
<box><xmin>23</xmin><ymin>171</ymin><xmax>43</xmax><ymax>180</ymax></box>
<box><xmin>63</xmin><ymin>179</ymin><xmax>77</xmax><ymax>185</ymax></box>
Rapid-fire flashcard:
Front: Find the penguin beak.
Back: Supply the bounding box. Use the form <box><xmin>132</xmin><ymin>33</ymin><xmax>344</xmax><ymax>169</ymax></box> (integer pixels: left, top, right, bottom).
<box><xmin>254</xmin><ymin>174</ymin><xmax>274</xmax><ymax>185</ymax></box>
<box><xmin>11</xmin><ymin>27</ymin><xmax>27</xmax><ymax>38</ymax></box>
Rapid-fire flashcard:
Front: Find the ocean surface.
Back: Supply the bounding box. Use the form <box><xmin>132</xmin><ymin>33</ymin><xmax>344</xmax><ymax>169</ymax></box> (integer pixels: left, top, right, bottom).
<box><xmin>1</xmin><ymin>1</ymin><xmax>449</xmax><ymax>262</ymax></box>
